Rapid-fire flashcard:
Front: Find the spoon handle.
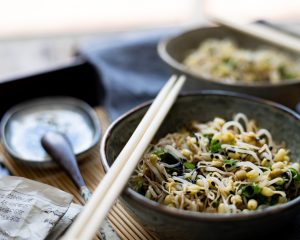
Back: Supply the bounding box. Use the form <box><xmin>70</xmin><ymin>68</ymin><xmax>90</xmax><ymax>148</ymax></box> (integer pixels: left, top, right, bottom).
<box><xmin>80</xmin><ymin>186</ymin><xmax>92</xmax><ymax>203</ymax></box>
<box><xmin>41</xmin><ymin>131</ymin><xmax>86</xmax><ymax>189</ymax></box>
<box><xmin>41</xmin><ymin>131</ymin><xmax>119</xmax><ymax>239</ymax></box>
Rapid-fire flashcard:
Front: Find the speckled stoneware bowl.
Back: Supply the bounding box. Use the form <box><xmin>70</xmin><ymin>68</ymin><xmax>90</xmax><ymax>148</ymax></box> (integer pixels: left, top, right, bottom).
<box><xmin>158</xmin><ymin>26</ymin><xmax>300</xmax><ymax>110</ymax></box>
<box><xmin>101</xmin><ymin>91</ymin><xmax>300</xmax><ymax>240</ymax></box>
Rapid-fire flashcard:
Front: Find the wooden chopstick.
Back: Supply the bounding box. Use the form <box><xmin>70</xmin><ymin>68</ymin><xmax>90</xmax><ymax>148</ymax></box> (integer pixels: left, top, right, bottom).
<box><xmin>63</xmin><ymin>75</ymin><xmax>185</xmax><ymax>239</ymax></box>
<box><xmin>63</xmin><ymin>75</ymin><xmax>177</xmax><ymax>238</ymax></box>
<box><xmin>210</xmin><ymin>15</ymin><xmax>300</xmax><ymax>54</ymax></box>
<box><xmin>76</xmin><ymin>76</ymin><xmax>185</xmax><ymax>240</ymax></box>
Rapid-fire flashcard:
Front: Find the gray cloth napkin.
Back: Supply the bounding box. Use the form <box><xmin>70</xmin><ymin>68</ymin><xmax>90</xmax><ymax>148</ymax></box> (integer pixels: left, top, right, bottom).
<box><xmin>80</xmin><ymin>29</ymin><xmax>179</xmax><ymax>120</ymax></box>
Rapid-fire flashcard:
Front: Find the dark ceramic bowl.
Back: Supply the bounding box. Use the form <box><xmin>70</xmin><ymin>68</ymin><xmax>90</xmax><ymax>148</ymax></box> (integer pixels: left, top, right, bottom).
<box><xmin>101</xmin><ymin>91</ymin><xmax>300</xmax><ymax>240</ymax></box>
<box><xmin>158</xmin><ymin>26</ymin><xmax>300</xmax><ymax>110</ymax></box>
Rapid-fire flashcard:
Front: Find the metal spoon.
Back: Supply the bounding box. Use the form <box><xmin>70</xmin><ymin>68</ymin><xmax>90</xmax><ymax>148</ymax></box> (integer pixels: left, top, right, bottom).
<box><xmin>41</xmin><ymin>131</ymin><xmax>119</xmax><ymax>240</ymax></box>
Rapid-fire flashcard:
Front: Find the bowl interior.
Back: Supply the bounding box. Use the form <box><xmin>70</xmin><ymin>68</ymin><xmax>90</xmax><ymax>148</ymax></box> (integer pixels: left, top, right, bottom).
<box><xmin>104</xmin><ymin>92</ymin><xmax>300</xmax><ymax>177</ymax></box>
<box><xmin>162</xmin><ymin>26</ymin><xmax>299</xmax><ymax>68</ymax></box>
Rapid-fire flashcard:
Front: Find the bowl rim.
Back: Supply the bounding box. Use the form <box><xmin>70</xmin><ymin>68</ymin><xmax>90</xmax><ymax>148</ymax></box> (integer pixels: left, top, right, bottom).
<box><xmin>100</xmin><ymin>90</ymin><xmax>300</xmax><ymax>221</ymax></box>
<box><xmin>157</xmin><ymin>25</ymin><xmax>300</xmax><ymax>88</ymax></box>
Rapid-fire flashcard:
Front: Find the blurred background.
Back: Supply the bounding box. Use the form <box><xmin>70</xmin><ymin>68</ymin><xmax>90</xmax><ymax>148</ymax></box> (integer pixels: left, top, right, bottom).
<box><xmin>0</xmin><ymin>0</ymin><xmax>299</xmax><ymax>80</ymax></box>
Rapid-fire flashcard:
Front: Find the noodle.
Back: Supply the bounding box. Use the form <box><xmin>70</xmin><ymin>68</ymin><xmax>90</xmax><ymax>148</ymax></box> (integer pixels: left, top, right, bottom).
<box><xmin>183</xmin><ymin>39</ymin><xmax>300</xmax><ymax>84</ymax></box>
<box><xmin>130</xmin><ymin>113</ymin><xmax>300</xmax><ymax>214</ymax></box>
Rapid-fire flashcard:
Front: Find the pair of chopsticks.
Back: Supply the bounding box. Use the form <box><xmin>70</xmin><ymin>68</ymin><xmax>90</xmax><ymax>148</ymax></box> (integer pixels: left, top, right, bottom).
<box><xmin>63</xmin><ymin>75</ymin><xmax>186</xmax><ymax>240</ymax></box>
<box><xmin>210</xmin><ymin>15</ymin><xmax>300</xmax><ymax>54</ymax></box>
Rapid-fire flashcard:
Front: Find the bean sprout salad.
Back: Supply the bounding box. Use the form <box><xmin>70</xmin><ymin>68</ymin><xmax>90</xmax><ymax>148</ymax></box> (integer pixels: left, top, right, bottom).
<box><xmin>183</xmin><ymin>39</ymin><xmax>300</xmax><ymax>84</ymax></box>
<box><xmin>130</xmin><ymin>113</ymin><xmax>300</xmax><ymax>214</ymax></box>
